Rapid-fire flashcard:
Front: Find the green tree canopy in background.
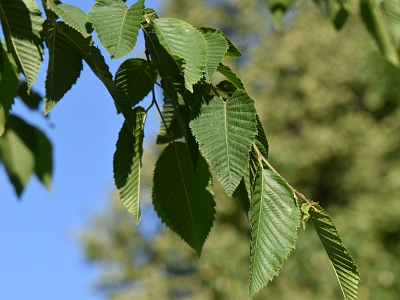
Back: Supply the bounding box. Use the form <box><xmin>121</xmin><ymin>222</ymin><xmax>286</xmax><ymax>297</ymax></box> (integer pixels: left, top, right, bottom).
<box><xmin>79</xmin><ymin>1</ymin><xmax>400</xmax><ymax>299</ymax></box>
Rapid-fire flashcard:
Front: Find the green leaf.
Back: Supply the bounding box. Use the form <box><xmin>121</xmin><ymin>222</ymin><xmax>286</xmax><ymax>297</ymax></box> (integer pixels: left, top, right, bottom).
<box><xmin>310</xmin><ymin>204</ymin><xmax>360</xmax><ymax>300</ymax></box>
<box><xmin>153</xmin><ymin>18</ymin><xmax>207</xmax><ymax>92</ymax></box>
<box><xmin>217</xmin><ymin>64</ymin><xmax>245</xmax><ymax>90</ymax></box>
<box><xmin>249</xmin><ymin>169</ymin><xmax>300</xmax><ymax>299</ymax></box>
<box><xmin>199</xmin><ymin>27</ymin><xmax>242</xmax><ymax>59</ymax></box>
<box><xmin>255</xmin><ymin>115</ymin><xmax>269</xmax><ymax>160</ymax></box>
<box><xmin>156</xmin><ymin>94</ymin><xmax>184</xmax><ymax>144</ymax></box>
<box><xmin>47</xmin><ymin>0</ymin><xmax>90</xmax><ymax>38</ymax></box>
<box><xmin>0</xmin><ymin>115</ymin><xmax>35</xmax><ymax>196</ymax></box>
<box><xmin>57</xmin><ymin>22</ymin><xmax>134</xmax><ymax>128</ymax></box>
<box><xmin>234</xmin><ymin>177</ymin><xmax>251</xmax><ymax>214</ymax></box>
<box><xmin>381</xmin><ymin>0</ymin><xmax>400</xmax><ymax>46</ymax></box>
<box><xmin>17</xmin><ymin>81</ymin><xmax>42</xmax><ymax>110</ymax></box>
<box><xmin>360</xmin><ymin>0</ymin><xmax>399</xmax><ymax>66</ymax></box>
<box><xmin>0</xmin><ymin>0</ymin><xmax>44</xmax><ymax>90</ymax></box>
<box><xmin>190</xmin><ymin>90</ymin><xmax>257</xmax><ymax>196</ymax></box>
<box><xmin>0</xmin><ymin>41</ymin><xmax>19</xmax><ymax>136</ymax></box>
<box><xmin>216</xmin><ymin>80</ymin><xmax>238</xmax><ymax>96</ymax></box>
<box><xmin>152</xmin><ymin>142</ymin><xmax>215</xmax><ymax>256</ymax></box>
<box><xmin>266</xmin><ymin>0</ymin><xmax>294</xmax><ymax>28</ymax></box>
<box><xmin>88</xmin><ymin>0</ymin><xmax>144</xmax><ymax>59</ymax></box>
<box><xmin>199</xmin><ymin>29</ymin><xmax>228</xmax><ymax>83</ymax></box>
<box><xmin>43</xmin><ymin>21</ymin><xmax>84</xmax><ymax>114</ymax></box>
<box><xmin>113</xmin><ymin>107</ymin><xmax>146</xmax><ymax>224</ymax></box>
<box><xmin>115</xmin><ymin>58</ymin><xmax>156</xmax><ymax>107</ymax></box>
<box><xmin>31</xmin><ymin>126</ymin><xmax>52</xmax><ymax>190</ymax></box>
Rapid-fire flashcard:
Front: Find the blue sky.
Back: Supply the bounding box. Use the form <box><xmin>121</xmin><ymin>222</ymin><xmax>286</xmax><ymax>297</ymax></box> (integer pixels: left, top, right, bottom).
<box><xmin>0</xmin><ymin>1</ymin><xmax>162</xmax><ymax>299</ymax></box>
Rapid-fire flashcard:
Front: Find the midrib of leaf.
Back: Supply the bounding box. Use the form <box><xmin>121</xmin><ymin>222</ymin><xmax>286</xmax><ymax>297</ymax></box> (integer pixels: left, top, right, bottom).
<box><xmin>173</xmin><ymin>142</ymin><xmax>199</xmax><ymax>247</ymax></box>
<box><xmin>115</xmin><ymin>9</ymin><xmax>129</xmax><ymax>57</ymax></box>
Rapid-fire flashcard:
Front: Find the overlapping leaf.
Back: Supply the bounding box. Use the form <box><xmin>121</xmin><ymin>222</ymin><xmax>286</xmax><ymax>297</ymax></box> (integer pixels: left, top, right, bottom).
<box><xmin>88</xmin><ymin>0</ymin><xmax>144</xmax><ymax>59</ymax></box>
<box><xmin>115</xmin><ymin>58</ymin><xmax>156</xmax><ymax>107</ymax></box>
<box><xmin>190</xmin><ymin>90</ymin><xmax>257</xmax><ymax>196</ymax></box>
<box><xmin>113</xmin><ymin>107</ymin><xmax>146</xmax><ymax>224</ymax></box>
<box><xmin>17</xmin><ymin>82</ymin><xmax>42</xmax><ymax>110</ymax></box>
<box><xmin>310</xmin><ymin>204</ymin><xmax>360</xmax><ymax>300</ymax></box>
<box><xmin>57</xmin><ymin>22</ymin><xmax>134</xmax><ymax>127</ymax></box>
<box><xmin>31</xmin><ymin>126</ymin><xmax>53</xmax><ymax>190</ymax></box>
<box><xmin>152</xmin><ymin>142</ymin><xmax>215</xmax><ymax>256</ymax></box>
<box><xmin>153</xmin><ymin>18</ymin><xmax>207</xmax><ymax>92</ymax></box>
<box><xmin>199</xmin><ymin>27</ymin><xmax>242</xmax><ymax>59</ymax></box>
<box><xmin>0</xmin><ymin>41</ymin><xmax>19</xmax><ymax>136</ymax></box>
<box><xmin>249</xmin><ymin>169</ymin><xmax>300</xmax><ymax>299</ymax></box>
<box><xmin>47</xmin><ymin>0</ymin><xmax>90</xmax><ymax>37</ymax></box>
<box><xmin>156</xmin><ymin>94</ymin><xmax>183</xmax><ymax>144</ymax></box>
<box><xmin>0</xmin><ymin>0</ymin><xmax>44</xmax><ymax>89</ymax></box>
<box><xmin>43</xmin><ymin>21</ymin><xmax>84</xmax><ymax>114</ymax></box>
<box><xmin>255</xmin><ymin>115</ymin><xmax>269</xmax><ymax>160</ymax></box>
<box><xmin>217</xmin><ymin>64</ymin><xmax>245</xmax><ymax>90</ymax></box>
<box><xmin>360</xmin><ymin>0</ymin><xmax>399</xmax><ymax>65</ymax></box>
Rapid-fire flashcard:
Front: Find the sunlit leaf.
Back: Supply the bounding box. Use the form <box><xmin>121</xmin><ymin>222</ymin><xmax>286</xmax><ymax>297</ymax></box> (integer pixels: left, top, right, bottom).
<box><xmin>113</xmin><ymin>107</ymin><xmax>146</xmax><ymax>224</ymax></box>
<box><xmin>190</xmin><ymin>90</ymin><xmax>257</xmax><ymax>196</ymax></box>
<box><xmin>249</xmin><ymin>169</ymin><xmax>300</xmax><ymax>298</ymax></box>
<box><xmin>152</xmin><ymin>142</ymin><xmax>215</xmax><ymax>256</ymax></box>
<box><xmin>153</xmin><ymin>18</ymin><xmax>207</xmax><ymax>92</ymax></box>
<box><xmin>88</xmin><ymin>0</ymin><xmax>144</xmax><ymax>59</ymax></box>
<box><xmin>0</xmin><ymin>0</ymin><xmax>44</xmax><ymax>89</ymax></box>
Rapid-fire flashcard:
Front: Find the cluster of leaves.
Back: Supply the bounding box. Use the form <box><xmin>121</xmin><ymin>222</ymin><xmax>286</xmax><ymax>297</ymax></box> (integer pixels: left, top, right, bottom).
<box><xmin>0</xmin><ymin>0</ymin><xmax>373</xmax><ymax>298</ymax></box>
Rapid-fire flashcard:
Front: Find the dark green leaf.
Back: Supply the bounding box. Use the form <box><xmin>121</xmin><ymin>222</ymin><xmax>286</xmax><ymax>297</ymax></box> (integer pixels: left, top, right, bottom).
<box><xmin>115</xmin><ymin>58</ymin><xmax>156</xmax><ymax>107</ymax></box>
<box><xmin>0</xmin><ymin>41</ymin><xmax>19</xmax><ymax>136</ymax></box>
<box><xmin>310</xmin><ymin>204</ymin><xmax>360</xmax><ymax>300</ymax></box>
<box><xmin>17</xmin><ymin>81</ymin><xmax>42</xmax><ymax>110</ymax></box>
<box><xmin>43</xmin><ymin>21</ymin><xmax>84</xmax><ymax>114</ymax></box>
<box><xmin>88</xmin><ymin>0</ymin><xmax>144</xmax><ymax>59</ymax></box>
<box><xmin>152</xmin><ymin>142</ymin><xmax>215</xmax><ymax>256</ymax></box>
<box><xmin>190</xmin><ymin>90</ymin><xmax>257</xmax><ymax>196</ymax></box>
<box><xmin>113</xmin><ymin>107</ymin><xmax>146</xmax><ymax>224</ymax></box>
<box><xmin>31</xmin><ymin>126</ymin><xmax>52</xmax><ymax>190</ymax></box>
<box><xmin>249</xmin><ymin>169</ymin><xmax>300</xmax><ymax>298</ymax></box>
<box><xmin>266</xmin><ymin>0</ymin><xmax>294</xmax><ymax>28</ymax></box>
<box><xmin>217</xmin><ymin>64</ymin><xmax>245</xmax><ymax>90</ymax></box>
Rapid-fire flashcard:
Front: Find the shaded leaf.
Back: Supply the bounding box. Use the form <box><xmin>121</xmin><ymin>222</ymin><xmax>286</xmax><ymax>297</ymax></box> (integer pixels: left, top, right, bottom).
<box><xmin>88</xmin><ymin>0</ymin><xmax>144</xmax><ymax>59</ymax></box>
<box><xmin>156</xmin><ymin>94</ymin><xmax>183</xmax><ymax>144</ymax></box>
<box><xmin>255</xmin><ymin>115</ymin><xmax>269</xmax><ymax>160</ymax></box>
<box><xmin>0</xmin><ymin>0</ymin><xmax>44</xmax><ymax>89</ymax></box>
<box><xmin>199</xmin><ymin>26</ymin><xmax>242</xmax><ymax>59</ymax></box>
<box><xmin>249</xmin><ymin>169</ymin><xmax>300</xmax><ymax>298</ymax></box>
<box><xmin>190</xmin><ymin>90</ymin><xmax>257</xmax><ymax>196</ymax></box>
<box><xmin>31</xmin><ymin>126</ymin><xmax>52</xmax><ymax>190</ymax></box>
<box><xmin>152</xmin><ymin>142</ymin><xmax>215</xmax><ymax>256</ymax></box>
<box><xmin>234</xmin><ymin>177</ymin><xmax>251</xmax><ymax>214</ymax></box>
<box><xmin>0</xmin><ymin>41</ymin><xmax>19</xmax><ymax>136</ymax></box>
<box><xmin>113</xmin><ymin>107</ymin><xmax>146</xmax><ymax>224</ymax></box>
<box><xmin>115</xmin><ymin>58</ymin><xmax>156</xmax><ymax>107</ymax></box>
<box><xmin>217</xmin><ymin>64</ymin><xmax>245</xmax><ymax>90</ymax></box>
<box><xmin>17</xmin><ymin>81</ymin><xmax>42</xmax><ymax>110</ymax></box>
<box><xmin>43</xmin><ymin>21</ymin><xmax>83</xmax><ymax>114</ymax></box>
<box><xmin>153</xmin><ymin>18</ymin><xmax>207</xmax><ymax>92</ymax></box>
<box><xmin>310</xmin><ymin>204</ymin><xmax>360</xmax><ymax>300</ymax></box>
<box><xmin>266</xmin><ymin>0</ymin><xmax>294</xmax><ymax>28</ymax></box>
<box><xmin>47</xmin><ymin>0</ymin><xmax>90</xmax><ymax>38</ymax></box>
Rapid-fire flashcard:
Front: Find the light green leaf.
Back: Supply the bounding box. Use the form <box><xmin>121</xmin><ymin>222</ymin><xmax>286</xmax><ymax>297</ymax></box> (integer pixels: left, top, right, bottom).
<box><xmin>31</xmin><ymin>126</ymin><xmax>52</xmax><ymax>191</ymax></box>
<box><xmin>152</xmin><ymin>142</ymin><xmax>215</xmax><ymax>256</ymax></box>
<box><xmin>0</xmin><ymin>0</ymin><xmax>44</xmax><ymax>90</ymax></box>
<box><xmin>199</xmin><ymin>29</ymin><xmax>228</xmax><ymax>83</ymax></box>
<box><xmin>310</xmin><ymin>204</ymin><xmax>360</xmax><ymax>300</ymax></box>
<box><xmin>153</xmin><ymin>18</ymin><xmax>207</xmax><ymax>92</ymax></box>
<box><xmin>43</xmin><ymin>21</ymin><xmax>83</xmax><ymax>114</ymax></box>
<box><xmin>381</xmin><ymin>0</ymin><xmax>400</xmax><ymax>46</ymax></box>
<box><xmin>58</xmin><ymin>22</ymin><xmax>134</xmax><ymax>128</ymax></box>
<box><xmin>115</xmin><ymin>58</ymin><xmax>156</xmax><ymax>107</ymax></box>
<box><xmin>113</xmin><ymin>107</ymin><xmax>146</xmax><ymax>224</ymax></box>
<box><xmin>0</xmin><ymin>41</ymin><xmax>19</xmax><ymax>136</ymax></box>
<box><xmin>249</xmin><ymin>169</ymin><xmax>300</xmax><ymax>299</ymax></box>
<box><xmin>199</xmin><ymin>27</ymin><xmax>242</xmax><ymax>59</ymax></box>
<box><xmin>360</xmin><ymin>0</ymin><xmax>399</xmax><ymax>66</ymax></box>
<box><xmin>190</xmin><ymin>90</ymin><xmax>257</xmax><ymax>196</ymax></box>
<box><xmin>47</xmin><ymin>0</ymin><xmax>90</xmax><ymax>38</ymax></box>
<box><xmin>217</xmin><ymin>64</ymin><xmax>245</xmax><ymax>90</ymax></box>
<box><xmin>0</xmin><ymin>115</ymin><xmax>35</xmax><ymax>196</ymax></box>
<box><xmin>88</xmin><ymin>0</ymin><xmax>144</xmax><ymax>59</ymax></box>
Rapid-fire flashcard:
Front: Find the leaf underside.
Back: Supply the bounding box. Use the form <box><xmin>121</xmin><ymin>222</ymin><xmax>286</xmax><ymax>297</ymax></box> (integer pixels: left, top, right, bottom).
<box><xmin>190</xmin><ymin>90</ymin><xmax>257</xmax><ymax>196</ymax></box>
<box><xmin>310</xmin><ymin>205</ymin><xmax>360</xmax><ymax>300</ymax></box>
<box><xmin>152</xmin><ymin>142</ymin><xmax>215</xmax><ymax>256</ymax></box>
<box><xmin>113</xmin><ymin>107</ymin><xmax>146</xmax><ymax>224</ymax></box>
<box><xmin>249</xmin><ymin>169</ymin><xmax>300</xmax><ymax>299</ymax></box>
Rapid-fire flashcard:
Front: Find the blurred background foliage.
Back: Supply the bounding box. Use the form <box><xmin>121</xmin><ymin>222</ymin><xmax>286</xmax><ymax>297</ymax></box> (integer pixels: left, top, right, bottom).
<box><xmin>79</xmin><ymin>0</ymin><xmax>400</xmax><ymax>299</ymax></box>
